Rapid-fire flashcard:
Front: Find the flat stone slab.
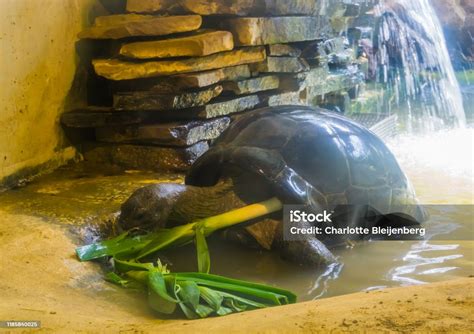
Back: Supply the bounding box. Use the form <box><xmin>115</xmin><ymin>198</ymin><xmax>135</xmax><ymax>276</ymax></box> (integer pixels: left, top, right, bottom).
<box><xmin>181</xmin><ymin>0</ymin><xmax>319</xmax><ymax>15</ymax></box>
<box><xmin>96</xmin><ymin>117</ymin><xmax>230</xmax><ymax>146</ymax></box>
<box><xmin>120</xmin><ymin>30</ymin><xmax>234</xmax><ymax>59</ymax></box>
<box><xmin>61</xmin><ymin>107</ymin><xmax>146</xmax><ymax>128</ymax></box>
<box><xmin>175</xmin><ymin>95</ymin><xmax>261</xmax><ymax>119</ymax></box>
<box><xmin>279</xmin><ymin>66</ymin><xmax>329</xmax><ymax>91</ymax></box>
<box><xmin>261</xmin><ymin>91</ymin><xmax>306</xmax><ymax>107</ymax></box>
<box><xmin>222</xmin><ymin>75</ymin><xmax>280</xmax><ymax>95</ymax></box>
<box><xmin>267</xmin><ymin>44</ymin><xmax>302</xmax><ymax>57</ymax></box>
<box><xmin>113</xmin><ymin>85</ymin><xmax>222</xmax><ymax>111</ymax></box>
<box><xmin>220</xmin><ymin>17</ymin><xmax>323</xmax><ymax>46</ymax></box>
<box><xmin>251</xmin><ymin>57</ymin><xmax>309</xmax><ymax>73</ymax></box>
<box><xmin>83</xmin><ymin>141</ymin><xmax>208</xmax><ymax>172</ymax></box>
<box><xmin>127</xmin><ymin>0</ymin><xmax>177</xmax><ymax>13</ymax></box>
<box><xmin>127</xmin><ymin>0</ymin><xmax>319</xmax><ymax>16</ymax></box>
<box><xmin>93</xmin><ymin>47</ymin><xmax>266</xmax><ymax>80</ymax></box>
<box><xmin>112</xmin><ymin>65</ymin><xmax>252</xmax><ymax>93</ymax></box>
<box><xmin>78</xmin><ymin>14</ymin><xmax>202</xmax><ymax>39</ymax></box>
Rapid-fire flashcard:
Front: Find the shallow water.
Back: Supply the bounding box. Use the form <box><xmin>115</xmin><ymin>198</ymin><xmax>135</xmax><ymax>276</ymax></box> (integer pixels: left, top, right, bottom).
<box><xmin>0</xmin><ymin>130</ymin><xmax>470</xmax><ymax>304</ymax></box>
<box><xmin>165</xmin><ymin>128</ymin><xmax>474</xmax><ymax>301</ymax></box>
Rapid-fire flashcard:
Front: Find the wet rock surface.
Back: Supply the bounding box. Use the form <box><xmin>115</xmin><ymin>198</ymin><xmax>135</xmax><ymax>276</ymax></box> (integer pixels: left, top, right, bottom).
<box><xmin>432</xmin><ymin>0</ymin><xmax>473</xmax><ymax>69</ymax></box>
<box><xmin>251</xmin><ymin>56</ymin><xmax>310</xmax><ymax>73</ymax></box>
<box><xmin>222</xmin><ymin>75</ymin><xmax>280</xmax><ymax>95</ymax></box>
<box><xmin>93</xmin><ymin>47</ymin><xmax>266</xmax><ymax>80</ymax></box>
<box><xmin>113</xmin><ymin>65</ymin><xmax>252</xmax><ymax>93</ymax></box>
<box><xmin>119</xmin><ymin>30</ymin><xmax>234</xmax><ymax>59</ymax></box>
<box><xmin>267</xmin><ymin>44</ymin><xmax>302</xmax><ymax>57</ymax></box>
<box><xmin>78</xmin><ymin>14</ymin><xmax>202</xmax><ymax>39</ymax></box>
<box><xmin>95</xmin><ymin>117</ymin><xmax>230</xmax><ymax>146</ymax></box>
<box><xmin>113</xmin><ymin>85</ymin><xmax>223</xmax><ymax>111</ymax></box>
<box><xmin>262</xmin><ymin>91</ymin><xmax>305</xmax><ymax>107</ymax></box>
<box><xmin>61</xmin><ymin>107</ymin><xmax>146</xmax><ymax>128</ymax></box>
<box><xmin>83</xmin><ymin>141</ymin><xmax>209</xmax><ymax>172</ymax></box>
<box><xmin>176</xmin><ymin>95</ymin><xmax>262</xmax><ymax>119</ymax></box>
<box><xmin>126</xmin><ymin>0</ymin><xmax>319</xmax><ymax>16</ymax></box>
<box><xmin>220</xmin><ymin>17</ymin><xmax>326</xmax><ymax>46</ymax></box>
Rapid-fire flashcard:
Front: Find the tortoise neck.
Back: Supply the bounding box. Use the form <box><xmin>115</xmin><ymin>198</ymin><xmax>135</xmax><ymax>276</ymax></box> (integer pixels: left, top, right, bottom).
<box><xmin>167</xmin><ymin>178</ymin><xmax>247</xmax><ymax>225</ymax></box>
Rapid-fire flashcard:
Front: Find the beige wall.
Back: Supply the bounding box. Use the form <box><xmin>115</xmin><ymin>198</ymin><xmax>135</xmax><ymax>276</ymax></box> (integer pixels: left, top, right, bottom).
<box><xmin>0</xmin><ymin>0</ymin><xmax>97</xmax><ymax>184</ymax></box>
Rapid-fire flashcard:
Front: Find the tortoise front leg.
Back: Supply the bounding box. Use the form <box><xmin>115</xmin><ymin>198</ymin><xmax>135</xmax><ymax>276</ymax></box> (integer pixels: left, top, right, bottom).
<box><xmin>276</xmin><ymin>221</ymin><xmax>338</xmax><ymax>266</ymax></box>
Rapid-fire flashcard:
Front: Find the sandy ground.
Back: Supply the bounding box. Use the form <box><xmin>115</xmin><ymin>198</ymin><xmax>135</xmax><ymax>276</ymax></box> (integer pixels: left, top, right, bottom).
<box><xmin>0</xmin><ymin>166</ymin><xmax>472</xmax><ymax>333</ymax></box>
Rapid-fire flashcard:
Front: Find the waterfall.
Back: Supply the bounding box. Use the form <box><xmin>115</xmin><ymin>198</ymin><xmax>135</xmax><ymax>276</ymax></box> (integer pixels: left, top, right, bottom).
<box><xmin>375</xmin><ymin>0</ymin><xmax>466</xmax><ymax>130</ymax></box>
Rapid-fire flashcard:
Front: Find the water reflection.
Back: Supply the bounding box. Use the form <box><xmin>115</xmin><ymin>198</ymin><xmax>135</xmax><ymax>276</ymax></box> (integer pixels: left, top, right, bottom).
<box><xmin>385</xmin><ymin>129</ymin><xmax>473</xmax><ymax>287</ymax></box>
<box><xmin>307</xmin><ymin>262</ymin><xmax>344</xmax><ymax>299</ymax></box>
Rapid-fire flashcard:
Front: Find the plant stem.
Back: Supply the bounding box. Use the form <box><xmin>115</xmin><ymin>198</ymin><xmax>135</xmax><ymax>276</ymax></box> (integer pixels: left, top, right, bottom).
<box><xmin>136</xmin><ymin>197</ymin><xmax>283</xmax><ymax>259</ymax></box>
<box><xmin>201</xmin><ymin>197</ymin><xmax>283</xmax><ymax>235</ymax></box>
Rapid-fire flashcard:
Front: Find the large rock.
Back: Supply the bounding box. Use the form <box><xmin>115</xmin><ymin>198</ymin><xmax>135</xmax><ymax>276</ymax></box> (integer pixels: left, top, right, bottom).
<box><xmin>267</xmin><ymin>44</ymin><xmax>302</xmax><ymax>57</ymax></box>
<box><xmin>120</xmin><ymin>30</ymin><xmax>234</xmax><ymax>59</ymax></box>
<box><xmin>113</xmin><ymin>65</ymin><xmax>252</xmax><ymax>93</ymax></box>
<box><xmin>96</xmin><ymin>118</ymin><xmax>230</xmax><ymax>146</ymax></box>
<box><xmin>93</xmin><ymin>47</ymin><xmax>266</xmax><ymax>80</ymax></box>
<box><xmin>78</xmin><ymin>14</ymin><xmax>202</xmax><ymax>39</ymax></box>
<box><xmin>61</xmin><ymin>108</ymin><xmax>146</xmax><ymax>128</ymax></box>
<box><xmin>126</xmin><ymin>0</ymin><xmax>178</xmax><ymax>13</ymax></box>
<box><xmin>251</xmin><ymin>57</ymin><xmax>309</xmax><ymax>73</ymax></box>
<box><xmin>220</xmin><ymin>17</ymin><xmax>325</xmax><ymax>46</ymax></box>
<box><xmin>431</xmin><ymin>0</ymin><xmax>466</xmax><ymax>30</ymax></box>
<box><xmin>279</xmin><ymin>66</ymin><xmax>329</xmax><ymax>91</ymax></box>
<box><xmin>262</xmin><ymin>91</ymin><xmax>306</xmax><ymax>106</ymax></box>
<box><xmin>181</xmin><ymin>0</ymin><xmax>319</xmax><ymax>16</ymax></box>
<box><xmin>461</xmin><ymin>0</ymin><xmax>474</xmax><ymax>12</ymax></box>
<box><xmin>176</xmin><ymin>95</ymin><xmax>261</xmax><ymax>119</ymax></box>
<box><xmin>126</xmin><ymin>0</ymin><xmax>319</xmax><ymax>16</ymax></box>
<box><xmin>83</xmin><ymin>142</ymin><xmax>208</xmax><ymax>172</ymax></box>
<box><xmin>222</xmin><ymin>75</ymin><xmax>280</xmax><ymax>95</ymax></box>
<box><xmin>113</xmin><ymin>85</ymin><xmax>223</xmax><ymax>111</ymax></box>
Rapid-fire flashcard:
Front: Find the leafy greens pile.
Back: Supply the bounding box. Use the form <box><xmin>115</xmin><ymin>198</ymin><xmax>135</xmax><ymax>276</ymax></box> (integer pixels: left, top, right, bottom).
<box><xmin>76</xmin><ymin>198</ymin><xmax>296</xmax><ymax>319</ymax></box>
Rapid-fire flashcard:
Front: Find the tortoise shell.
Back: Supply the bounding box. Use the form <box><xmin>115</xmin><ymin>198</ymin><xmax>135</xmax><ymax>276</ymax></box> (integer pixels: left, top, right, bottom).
<box><xmin>186</xmin><ymin>106</ymin><xmax>426</xmax><ymax>222</ymax></box>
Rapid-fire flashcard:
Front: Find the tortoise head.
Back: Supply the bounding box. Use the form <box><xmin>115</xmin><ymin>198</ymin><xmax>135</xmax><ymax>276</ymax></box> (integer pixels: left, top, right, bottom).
<box><xmin>118</xmin><ymin>183</ymin><xmax>186</xmax><ymax>231</ymax></box>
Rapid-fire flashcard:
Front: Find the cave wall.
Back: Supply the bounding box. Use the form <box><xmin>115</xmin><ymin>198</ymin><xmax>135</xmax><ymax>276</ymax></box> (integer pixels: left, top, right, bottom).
<box><xmin>0</xmin><ymin>0</ymin><xmax>98</xmax><ymax>189</ymax></box>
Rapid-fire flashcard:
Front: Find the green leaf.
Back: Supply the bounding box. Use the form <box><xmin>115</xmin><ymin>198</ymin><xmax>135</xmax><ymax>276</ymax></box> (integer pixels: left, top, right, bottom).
<box><xmin>195</xmin><ymin>224</ymin><xmax>210</xmax><ymax>274</ymax></box>
<box><xmin>125</xmin><ymin>270</ymin><xmax>149</xmax><ymax>284</ymax></box>
<box><xmin>136</xmin><ymin>224</ymin><xmax>195</xmax><ymax>260</ymax></box>
<box><xmin>175</xmin><ymin>273</ymin><xmax>296</xmax><ymax>305</ymax></box>
<box><xmin>198</xmin><ymin>286</ymin><xmax>223</xmax><ymax>311</ymax></box>
<box><xmin>223</xmin><ymin>297</ymin><xmax>248</xmax><ymax>312</ymax></box>
<box><xmin>178</xmin><ymin>302</ymin><xmax>199</xmax><ymax>319</ymax></box>
<box><xmin>147</xmin><ymin>270</ymin><xmax>178</xmax><ymax>315</ymax></box>
<box><xmin>177</xmin><ymin>281</ymin><xmax>200</xmax><ymax>309</ymax></box>
<box><xmin>113</xmin><ymin>258</ymin><xmax>154</xmax><ymax>273</ymax></box>
<box><xmin>216</xmin><ymin>306</ymin><xmax>233</xmax><ymax>316</ymax></box>
<box><xmin>218</xmin><ymin>291</ymin><xmax>267</xmax><ymax>309</ymax></box>
<box><xmin>106</xmin><ymin>271</ymin><xmax>145</xmax><ymax>290</ymax></box>
<box><xmin>105</xmin><ymin>272</ymin><xmax>128</xmax><ymax>286</ymax></box>
<box><xmin>195</xmin><ymin>304</ymin><xmax>214</xmax><ymax>318</ymax></box>
<box><xmin>76</xmin><ymin>232</ymin><xmax>157</xmax><ymax>261</ymax></box>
